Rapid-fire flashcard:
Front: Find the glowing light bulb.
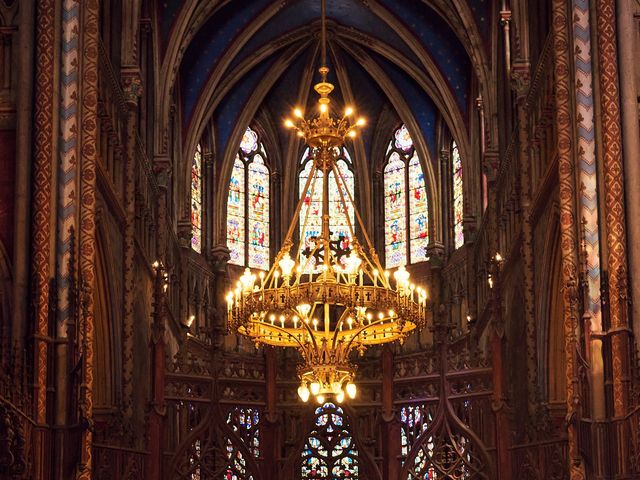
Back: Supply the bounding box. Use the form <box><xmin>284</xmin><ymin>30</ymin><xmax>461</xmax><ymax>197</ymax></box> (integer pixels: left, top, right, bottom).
<box><xmin>310</xmin><ymin>382</ymin><xmax>321</xmax><ymax>396</ymax></box>
<box><xmin>320</xmin><ymin>103</ymin><xmax>328</xmax><ymax>113</ymax></box>
<box><xmin>336</xmin><ymin>391</ymin><xmax>345</xmax><ymax>403</ymax></box>
<box><xmin>294</xmin><ymin>108</ymin><xmax>303</xmax><ymax>118</ymax></box>
<box><xmin>279</xmin><ymin>253</ymin><xmax>295</xmax><ymax>278</ymax></box>
<box><xmin>316</xmin><ymin>394</ymin><xmax>326</xmax><ymax>404</ymax></box>
<box><xmin>296</xmin><ymin>303</ymin><xmax>311</xmax><ymax>318</ymax></box>
<box><xmin>298</xmin><ymin>384</ymin><xmax>310</xmax><ymax>402</ymax></box>
<box><xmin>346</xmin><ymin>382</ymin><xmax>357</xmax><ymax>399</ymax></box>
<box><xmin>284</xmin><ymin>119</ymin><xmax>294</xmax><ymax>128</ymax></box>
<box><xmin>356</xmin><ymin>117</ymin><xmax>366</xmax><ymax>126</ymax></box>
<box><xmin>348</xmin><ymin>130</ymin><xmax>357</xmax><ymax>138</ymax></box>
<box><xmin>345</xmin><ymin>106</ymin><xmax>354</xmax><ymax>116</ymax></box>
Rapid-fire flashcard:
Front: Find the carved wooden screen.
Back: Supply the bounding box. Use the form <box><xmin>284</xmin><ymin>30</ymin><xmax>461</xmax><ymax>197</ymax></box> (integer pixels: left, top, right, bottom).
<box><xmin>399</xmin><ymin>401</ymin><xmax>490</xmax><ymax>480</ymax></box>
<box><xmin>301</xmin><ymin>402</ymin><xmax>359</xmax><ymax>479</ymax></box>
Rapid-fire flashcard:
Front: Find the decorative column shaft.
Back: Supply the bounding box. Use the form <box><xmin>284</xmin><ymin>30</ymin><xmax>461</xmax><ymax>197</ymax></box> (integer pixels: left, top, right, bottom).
<box><xmin>617</xmin><ymin>0</ymin><xmax>640</xmax><ymax>356</ymax></box>
<box><xmin>596</xmin><ymin>0</ymin><xmax>631</xmax><ymax>419</ymax></box>
<box><xmin>571</xmin><ymin>0</ymin><xmax>606</xmax><ymax>420</ymax></box>
<box><xmin>122</xmin><ymin>69</ymin><xmax>142</xmax><ymax>440</ymax></box>
<box><xmin>147</xmin><ymin>161</ymin><xmax>170</xmax><ymax>479</ymax></box>
<box><xmin>512</xmin><ymin>60</ymin><xmax>540</xmax><ymax>418</ymax></box>
<box><xmin>76</xmin><ymin>0</ymin><xmax>100</xmax><ymax>477</ymax></box>
<box><xmin>552</xmin><ymin>0</ymin><xmax>586</xmax><ymax>476</ymax></box>
<box><xmin>380</xmin><ymin>347</ymin><xmax>400</xmax><ymax>480</ymax></box>
<box><xmin>31</xmin><ymin>0</ymin><xmax>55</xmax><ymax>476</ymax></box>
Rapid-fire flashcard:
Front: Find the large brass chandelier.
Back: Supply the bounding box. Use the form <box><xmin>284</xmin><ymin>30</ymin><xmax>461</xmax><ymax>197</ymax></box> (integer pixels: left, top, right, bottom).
<box><xmin>226</xmin><ymin>0</ymin><xmax>428</xmax><ymax>404</ymax></box>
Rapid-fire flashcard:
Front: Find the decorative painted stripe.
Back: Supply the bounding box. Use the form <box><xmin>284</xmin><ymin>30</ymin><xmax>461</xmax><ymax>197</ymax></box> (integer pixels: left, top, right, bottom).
<box><xmin>572</xmin><ymin>0</ymin><xmax>602</xmax><ymax>331</ymax></box>
<box><xmin>57</xmin><ymin>0</ymin><xmax>80</xmax><ymax>335</ymax></box>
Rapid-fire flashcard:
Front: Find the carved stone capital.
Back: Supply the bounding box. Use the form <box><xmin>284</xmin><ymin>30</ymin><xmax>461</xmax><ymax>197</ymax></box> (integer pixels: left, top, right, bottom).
<box><xmin>483</xmin><ymin>150</ymin><xmax>500</xmax><ymax>183</ymax></box>
<box><xmin>177</xmin><ymin>220</ymin><xmax>192</xmax><ymax>248</ymax></box>
<box><xmin>210</xmin><ymin>244</ymin><xmax>231</xmax><ymax>273</ymax></box>
<box><xmin>121</xmin><ymin>67</ymin><xmax>143</xmax><ymax>110</ymax></box>
<box><xmin>510</xmin><ymin>60</ymin><xmax>531</xmax><ymax>98</ymax></box>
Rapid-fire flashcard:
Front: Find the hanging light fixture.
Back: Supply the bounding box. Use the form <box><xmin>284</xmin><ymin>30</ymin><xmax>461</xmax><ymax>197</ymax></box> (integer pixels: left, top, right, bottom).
<box><xmin>226</xmin><ymin>0</ymin><xmax>428</xmax><ymax>404</ymax></box>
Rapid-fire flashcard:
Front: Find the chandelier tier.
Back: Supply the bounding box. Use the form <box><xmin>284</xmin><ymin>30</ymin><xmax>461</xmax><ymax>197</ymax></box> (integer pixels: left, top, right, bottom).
<box><xmin>226</xmin><ymin>0</ymin><xmax>428</xmax><ymax>404</ymax></box>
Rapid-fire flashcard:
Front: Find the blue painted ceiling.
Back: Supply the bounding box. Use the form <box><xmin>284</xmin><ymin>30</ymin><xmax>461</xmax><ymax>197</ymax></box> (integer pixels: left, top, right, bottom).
<box><xmin>162</xmin><ymin>0</ymin><xmax>486</xmax><ymax>160</ymax></box>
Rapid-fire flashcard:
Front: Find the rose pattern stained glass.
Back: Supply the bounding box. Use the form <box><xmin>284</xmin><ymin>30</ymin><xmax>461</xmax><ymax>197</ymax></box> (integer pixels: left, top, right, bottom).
<box><xmin>191</xmin><ymin>143</ymin><xmax>203</xmax><ymax>253</ymax></box>
<box><xmin>227</xmin><ymin>127</ymin><xmax>270</xmax><ymax>269</ymax></box>
<box><xmin>384</xmin><ymin>125</ymin><xmax>429</xmax><ymax>268</ymax></box>
<box><xmin>395</xmin><ymin>124</ymin><xmax>414</xmax><ymax>152</ymax></box>
<box><xmin>301</xmin><ymin>403</ymin><xmax>359</xmax><ymax>479</ymax></box>
<box><xmin>452</xmin><ymin>142</ymin><xmax>464</xmax><ymax>249</ymax></box>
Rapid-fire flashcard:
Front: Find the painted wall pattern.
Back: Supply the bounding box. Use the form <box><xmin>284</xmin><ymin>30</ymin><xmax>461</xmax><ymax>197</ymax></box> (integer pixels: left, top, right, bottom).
<box><xmin>57</xmin><ymin>0</ymin><xmax>80</xmax><ymax>338</ymax></box>
<box><xmin>572</xmin><ymin>0</ymin><xmax>601</xmax><ymax>332</ymax></box>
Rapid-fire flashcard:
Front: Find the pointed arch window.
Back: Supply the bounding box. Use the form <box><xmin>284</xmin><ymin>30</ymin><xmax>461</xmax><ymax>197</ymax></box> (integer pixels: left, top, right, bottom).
<box><xmin>227</xmin><ymin>127</ymin><xmax>270</xmax><ymax>270</ymax></box>
<box><xmin>191</xmin><ymin>143</ymin><xmax>203</xmax><ymax>253</ymax></box>
<box><xmin>452</xmin><ymin>141</ymin><xmax>464</xmax><ymax>249</ymax></box>
<box><xmin>299</xmin><ymin>146</ymin><xmax>355</xmax><ymax>273</ymax></box>
<box><xmin>301</xmin><ymin>402</ymin><xmax>359</xmax><ymax>479</ymax></box>
<box><xmin>384</xmin><ymin>124</ymin><xmax>429</xmax><ymax>268</ymax></box>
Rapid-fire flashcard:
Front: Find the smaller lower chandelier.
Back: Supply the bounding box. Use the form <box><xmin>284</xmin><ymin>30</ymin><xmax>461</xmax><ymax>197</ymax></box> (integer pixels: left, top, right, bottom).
<box><xmin>226</xmin><ymin>58</ymin><xmax>428</xmax><ymax>404</ymax></box>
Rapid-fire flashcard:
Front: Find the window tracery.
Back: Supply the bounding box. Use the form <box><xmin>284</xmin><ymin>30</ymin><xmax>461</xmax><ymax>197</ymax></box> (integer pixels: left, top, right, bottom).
<box><xmin>191</xmin><ymin>143</ymin><xmax>203</xmax><ymax>253</ymax></box>
<box><xmin>223</xmin><ymin>407</ymin><xmax>261</xmax><ymax>480</ymax></box>
<box><xmin>299</xmin><ymin>146</ymin><xmax>355</xmax><ymax>273</ymax></box>
<box><xmin>227</xmin><ymin>127</ymin><xmax>270</xmax><ymax>270</ymax></box>
<box><xmin>384</xmin><ymin>125</ymin><xmax>429</xmax><ymax>268</ymax></box>
<box><xmin>301</xmin><ymin>402</ymin><xmax>359</xmax><ymax>479</ymax></box>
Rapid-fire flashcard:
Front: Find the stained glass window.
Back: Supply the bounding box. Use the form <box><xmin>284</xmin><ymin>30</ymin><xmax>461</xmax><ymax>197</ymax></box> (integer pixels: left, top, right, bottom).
<box><xmin>227</xmin><ymin>127</ymin><xmax>270</xmax><ymax>270</ymax></box>
<box><xmin>399</xmin><ymin>404</ymin><xmax>435</xmax><ymax>479</ymax></box>
<box><xmin>191</xmin><ymin>143</ymin><xmax>203</xmax><ymax>253</ymax></box>
<box><xmin>299</xmin><ymin>147</ymin><xmax>355</xmax><ymax>273</ymax></box>
<box><xmin>452</xmin><ymin>141</ymin><xmax>464</xmax><ymax>249</ymax></box>
<box><xmin>384</xmin><ymin>125</ymin><xmax>429</xmax><ymax>268</ymax></box>
<box><xmin>399</xmin><ymin>404</ymin><xmax>432</xmax><ymax>457</ymax></box>
<box><xmin>301</xmin><ymin>402</ymin><xmax>359</xmax><ymax>479</ymax></box>
<box><xmin>223</xmin><ymin>407</ymin><xmax>261</xmax><ymax>480</ymax></box>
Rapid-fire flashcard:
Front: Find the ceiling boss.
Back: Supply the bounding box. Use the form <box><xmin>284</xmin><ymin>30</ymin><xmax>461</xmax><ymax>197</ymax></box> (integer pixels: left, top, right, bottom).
<box><xmin>226</xmin><ymin>0</ymin><xmax>428</xmax><ymax>404</ymax></box>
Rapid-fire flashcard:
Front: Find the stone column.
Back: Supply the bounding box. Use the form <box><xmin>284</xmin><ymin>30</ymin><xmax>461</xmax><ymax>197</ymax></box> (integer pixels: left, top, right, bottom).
<box><xmin>380</xmin><ymin>346</ymin><xmax>400</xmax><ymax>480</ymax></box>
<box><xmin>11</xmin><ymin>0</ymin><xmax>35</xmax><ymax>351</ymax></box>
<box><xmin>512</xmin><ymin>60</ymin><xmax>541</xmax><ymax>421</ymax></box>
<box><xmin>122</xmin><ymin>68</ymin><xmax>142</xmax><ymax>441</ymax></box>
<box><xmin>552</xmin><ymin>0</ymin><xmax>587</xmax><ymax>476</ymax></box>
<box><xmin>146</xmin><ymin>259</ymin><xmax>168</xmax><ymax>480</ymax></box>
<box><xmin>263</xmin><ymin>347</ymin><xmax>279</xmax><ymax>480</ymax></box>
<box><xmin>31</xmin><ymin>0</ymin><xmax>56</xmax><ymax>476</ymax></box>
<box><xmin>439</xmin><ymin>149</ymin><xmax>451</xmax><ymax>253</ymax></box>
<box><xmin>488</xmin><ymin>255</ymin><xmax>511</xmax><ymax>479</ymax></box>
<box><xmin>617</xmin><ymin>0</ymin><xmax>640</xmax><ymax>356</ymax></box>
<box><xmin>76</xmin><ymin>0</ymin><xmax>100</xmax><ymax>477</ymax></box>
<box><xmin>596</xmin><ymin>0</ymin><xmax>631</xmax><ymax>419</ymax></box>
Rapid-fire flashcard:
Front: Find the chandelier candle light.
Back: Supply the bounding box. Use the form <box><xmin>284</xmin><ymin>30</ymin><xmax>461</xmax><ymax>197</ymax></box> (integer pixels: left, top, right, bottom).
<box><xmin>226</xmin><ymin>0</ymin><xmax>428</xmax><ymax>404</ymax></box>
